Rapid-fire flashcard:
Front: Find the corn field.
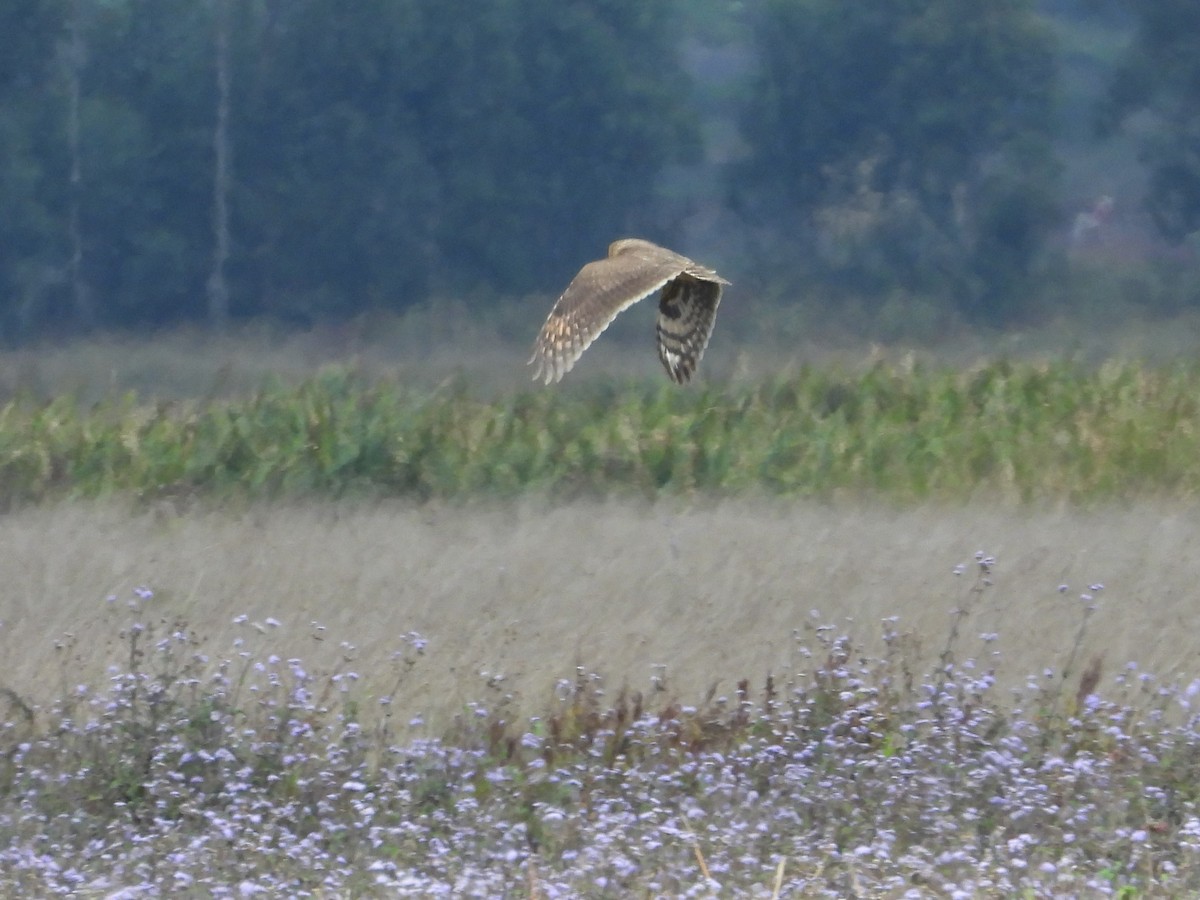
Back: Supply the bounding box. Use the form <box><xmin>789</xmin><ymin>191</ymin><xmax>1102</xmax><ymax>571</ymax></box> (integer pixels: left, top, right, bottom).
<box><xmin>3</xmin><ymin>361</ymin><xmax>1199</xmax><ymax>507</ymax></box>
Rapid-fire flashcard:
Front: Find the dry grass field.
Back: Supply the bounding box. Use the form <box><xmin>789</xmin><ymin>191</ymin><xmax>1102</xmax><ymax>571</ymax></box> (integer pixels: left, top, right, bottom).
<box><xmin>5</xmin><ymin>308</ymin><xmax>1200</xmax><ymax>727</ymax></box>
<box><xmin>6</xmin><ymin>306</ymin><xmax>1200</xmax><ymax>726</ymax></box>
<box><xmin>4</xmin><ymin>497</ymin><xmax>1198</xmax><ymax>731</ymax></box>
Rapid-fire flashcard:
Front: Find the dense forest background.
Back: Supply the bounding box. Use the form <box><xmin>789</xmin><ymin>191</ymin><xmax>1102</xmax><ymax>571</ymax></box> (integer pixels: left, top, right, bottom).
<box><xmin>1</xmin><ymin>0</ymin><xmax>1198</xmax><ymax>341</ymax></box>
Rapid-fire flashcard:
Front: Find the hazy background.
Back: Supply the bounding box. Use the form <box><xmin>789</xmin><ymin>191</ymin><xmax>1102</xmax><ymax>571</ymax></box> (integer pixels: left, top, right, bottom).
<box><xmin>1</xmin><ymin>0</ymin><xmax>1198</xmax><ymax>347</ymax></box>
<box><xmin>4</xmin><ymin>2</ymin><xmax>1200</xmax><ymax>731</ymax></box>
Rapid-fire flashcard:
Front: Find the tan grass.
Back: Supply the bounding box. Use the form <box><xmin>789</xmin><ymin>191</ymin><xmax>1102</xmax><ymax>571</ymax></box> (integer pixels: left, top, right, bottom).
<box><xmin>771</xmin><ymin>858</ymin><xmax>787</xmax><ymax>899</ymax></box>
<box><xmin>2</xmin><ymin>498</ymin><xmax>1198</xmax><ymax>732</ymax></box>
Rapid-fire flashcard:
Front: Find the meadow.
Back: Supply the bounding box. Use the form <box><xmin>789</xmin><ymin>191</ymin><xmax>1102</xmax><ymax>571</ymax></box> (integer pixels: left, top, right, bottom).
<box><xmin>4</xmin><ymin>311</ymin><xmax>1200</xmax><ymax>895</ymax></box>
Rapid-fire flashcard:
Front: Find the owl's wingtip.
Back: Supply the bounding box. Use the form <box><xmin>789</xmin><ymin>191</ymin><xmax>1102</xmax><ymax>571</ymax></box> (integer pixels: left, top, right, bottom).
<box><xmin>528</xmin><ymin>352</ymin><xmax>560</xmax><ymax>386</ymax></box>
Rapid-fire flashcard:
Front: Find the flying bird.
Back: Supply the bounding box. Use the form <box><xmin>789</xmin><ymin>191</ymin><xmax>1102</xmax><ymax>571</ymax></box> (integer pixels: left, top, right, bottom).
<box><xmin>529</xmin><ymin>238</ymin><xmax>730</xmax><ymax>384</ymax></box>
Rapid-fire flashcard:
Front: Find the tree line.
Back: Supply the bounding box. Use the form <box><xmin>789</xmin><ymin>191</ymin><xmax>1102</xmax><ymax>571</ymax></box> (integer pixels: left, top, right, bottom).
<box><xmin>0</xmin><ymin>0</ymin><xmax>1196</xmax><ymax>338</ymax></box>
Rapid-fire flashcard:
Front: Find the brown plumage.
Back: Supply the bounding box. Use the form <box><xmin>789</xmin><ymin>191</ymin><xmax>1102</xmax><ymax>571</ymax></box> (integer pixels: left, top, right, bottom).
<box><xmin>529</xmin><ymin>238</ymin><xmax>730</xmax><ymax>384</ymax></box>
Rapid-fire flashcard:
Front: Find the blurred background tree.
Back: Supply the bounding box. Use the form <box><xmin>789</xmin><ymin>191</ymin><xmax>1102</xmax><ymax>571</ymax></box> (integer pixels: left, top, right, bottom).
<box><xmin>0</xmin><ymin>1</ymin><xmax>1191</xmax><ymax>340</ymax></box>
<box><xmin>733</xmin><ymin>0</ymin><xmax>1061</xmax><ymax>323</ymax></box>
<box><xmin>1103</xmin><ymin>1</ymin><xmax>1200</xmax><ymax>243</ymax></box>
<box><xmin>0</xmin><ymin>0</ymin><xmax>70</xmax><ymax>335</ymax></box>
<box><xmin>80</xmin><ymin>0</ymin><xmax>214</xmax><ymax>326</ymax></box>
<box><xmin>236</xmin><ymin>0</ymin><xmax>697</xmax><ymax>317</ymax></box>
<box><xmin>0</xmin><ymin>0</ymin><xmax>698</xmax><ymax>334</ymax></box>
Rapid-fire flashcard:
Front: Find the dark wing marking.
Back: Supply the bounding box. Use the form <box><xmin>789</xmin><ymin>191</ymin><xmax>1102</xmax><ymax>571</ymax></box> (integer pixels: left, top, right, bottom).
<box><xmin>655</xmin><ymin>275</ymin><xmax>724</xmax><ymax>384</ymax></box>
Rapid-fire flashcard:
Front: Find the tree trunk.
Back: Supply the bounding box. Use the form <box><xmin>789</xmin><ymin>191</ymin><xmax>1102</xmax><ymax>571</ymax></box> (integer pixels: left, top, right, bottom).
<box><xmin>66</xmin><ymin>0</ymin><xmax>93</xmax><ymax>328</ymax></box>
<box><xmin>207</xmin><ymin>0</ymin><xmax>232</xmax><ymax>330</ymax></box>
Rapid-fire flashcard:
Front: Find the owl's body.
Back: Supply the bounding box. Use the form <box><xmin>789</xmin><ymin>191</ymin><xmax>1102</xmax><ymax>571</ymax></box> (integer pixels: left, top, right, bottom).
<box><xmin>529</xmin><ymin>238</ymin><xmax>729</xmax><ymax>384</ymax></box>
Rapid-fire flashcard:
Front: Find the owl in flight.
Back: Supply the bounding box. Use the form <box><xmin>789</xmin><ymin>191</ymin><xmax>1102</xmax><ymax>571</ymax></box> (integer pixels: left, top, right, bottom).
<box><xmin>529</xmin><ymin>238</ymin><xmax>729</xmax><ymax>384</ymax></box>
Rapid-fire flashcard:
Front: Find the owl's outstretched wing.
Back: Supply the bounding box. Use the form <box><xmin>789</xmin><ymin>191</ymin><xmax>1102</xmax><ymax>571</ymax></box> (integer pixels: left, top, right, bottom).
<box><xmin>529</xmin><ymin>239</ymin><xmax>728</xmax><ymax>384</ymax></box>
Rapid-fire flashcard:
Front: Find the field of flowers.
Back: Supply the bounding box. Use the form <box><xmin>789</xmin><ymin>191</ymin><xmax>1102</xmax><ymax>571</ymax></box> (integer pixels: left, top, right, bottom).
<box><xmin>4</xmin><ymin>359</ymin><xmax>1200</xmax><ymax>895</ymax></box>
<box><xmin>3</xmin><ymin>359</ymin><xmax>1200</xmax><ymax>509</ymax></box>
<box><xmin>3</xmin><ymin>570</ymin><xmax>1200</xmax><ymax>896</ymax></box>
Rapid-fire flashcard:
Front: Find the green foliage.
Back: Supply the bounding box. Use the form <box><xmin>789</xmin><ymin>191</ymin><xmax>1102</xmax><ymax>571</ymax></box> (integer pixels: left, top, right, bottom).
<box><xmin>734</xmin><ymin>0</ymin><xmax>1061</xmax><ymax>322</ymax></box>
<box><xmin>4</xmin><ymin>362</ymin><xmax>1200</xmax><ymax>507</ymax></box>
